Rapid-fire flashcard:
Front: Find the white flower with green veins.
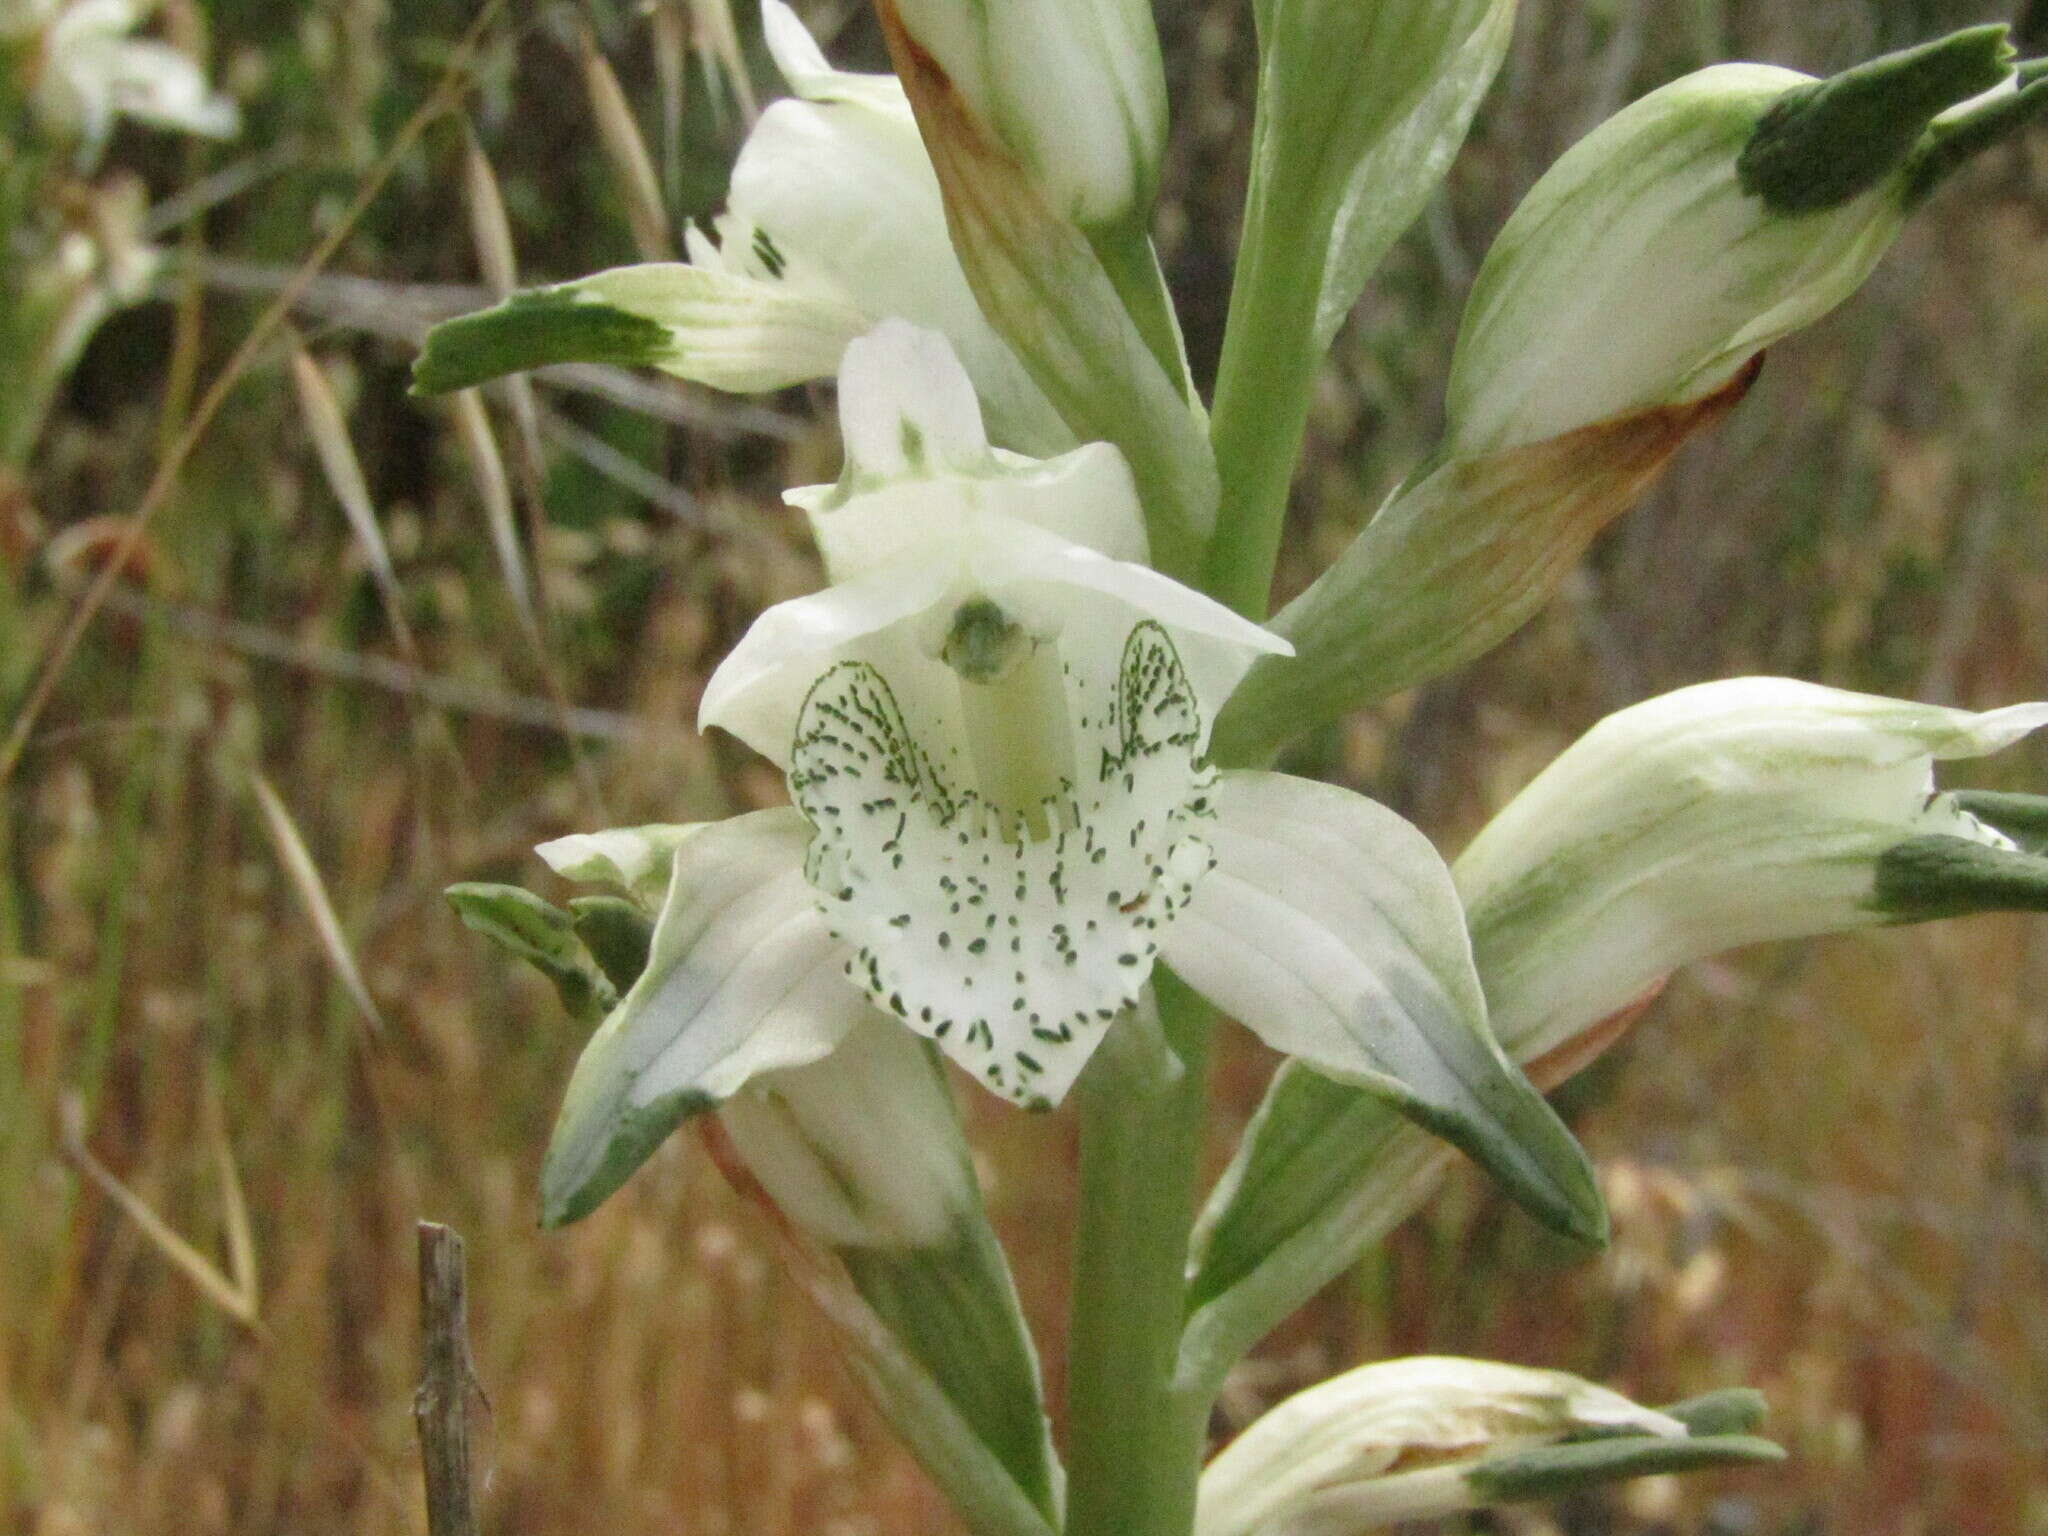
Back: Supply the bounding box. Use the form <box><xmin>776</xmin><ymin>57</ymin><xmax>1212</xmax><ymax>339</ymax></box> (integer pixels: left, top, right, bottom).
<box><xmin>539</xmin><ymin>321</ymin><xmax>1602</xmax><ymax>1245</ymax></box>
<box><xmin>411</xmin><ymin>0</ymin><xmax>1069</xmax><ymax>456</ymax></box>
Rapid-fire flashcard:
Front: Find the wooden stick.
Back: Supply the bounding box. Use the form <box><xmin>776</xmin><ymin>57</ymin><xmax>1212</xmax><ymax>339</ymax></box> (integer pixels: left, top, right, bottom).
<box><xmin>414</xmin><ymin>1222</ymin><xmax>480</xmax><ymax>1536</ymax></box>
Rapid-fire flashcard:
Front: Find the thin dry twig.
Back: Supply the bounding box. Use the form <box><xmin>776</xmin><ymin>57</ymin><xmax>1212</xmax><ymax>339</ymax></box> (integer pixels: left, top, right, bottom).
<box><xmin>68</xmin><ymin>579</ymin><xmax>657</xmax><ymax>742</ymax></box>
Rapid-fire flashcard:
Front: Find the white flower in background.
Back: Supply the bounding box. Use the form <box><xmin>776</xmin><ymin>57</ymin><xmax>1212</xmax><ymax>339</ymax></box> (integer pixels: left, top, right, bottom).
<box><xmin>9</xmin><ymin>0</ymin><xmax>238</xmax><ymax>156</ymax></box>
<box><xmin>1456</xmin><ymin>678</ymin><xmax>2048</xmax><ymax>1064</ymax></box>
<box><xmin>540</xmin><ymin>322</ymin><xmax>1601</xmax><ymax>1240</ymax></box>
<box><xmin>880</xmin><ymin>0</ymin><xmax>1168</xmax><ymax>230</ymax></box>
<box><xmin>1196</xmin><ymin>1357</ymin><xmax>1683</xmax><ymax>1536</ymax></box>
<box><xmin>411</xmin><ymin>0</ymin><xmax>1070</xmax><ymax>456</ymax></box>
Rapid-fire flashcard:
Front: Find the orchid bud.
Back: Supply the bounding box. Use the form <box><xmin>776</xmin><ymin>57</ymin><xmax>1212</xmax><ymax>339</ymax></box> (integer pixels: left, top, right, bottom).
<box><xmin>1445</xmin><ymin>31</ymin><xmax>2016</xmax><ymax>458</ymax></box>
<box><xmin>1456</xmin><ymin>679</ymin><xmax>2048</xmax><ymax>1064</ymax></box>
<box><xmin>880</xmin><ymin>0</ymin><xmax>1167</xmax><ymax>231</ymax></box>
<box><xmin>1196</xmin><ymin>1357</ymin><xmax>1776</xmax><ymax>1536</ymax></box>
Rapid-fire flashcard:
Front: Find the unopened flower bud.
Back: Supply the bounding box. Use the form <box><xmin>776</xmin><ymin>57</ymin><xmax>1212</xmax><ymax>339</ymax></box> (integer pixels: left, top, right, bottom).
<box><xmin>881</xmin><ymin>0</ymin><xmax>1168</xmax><ymax>229</ymax></box>
<box><xmin>1196</xmin><ymin>1357</ymin><xmax>1687</xmax><ymax>1536</ymax></box>
<box><xmin>1445</xmin><ymin>33</ymin><xmax>2024</xmax><ymax>457</ymax></box>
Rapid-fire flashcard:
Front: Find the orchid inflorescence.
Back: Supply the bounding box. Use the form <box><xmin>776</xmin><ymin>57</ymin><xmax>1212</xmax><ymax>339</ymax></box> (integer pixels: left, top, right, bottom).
<box><xmin>426</xmin><ymin>6</ymin><xmax>2048</xmax><ymax>1535</ymax></box>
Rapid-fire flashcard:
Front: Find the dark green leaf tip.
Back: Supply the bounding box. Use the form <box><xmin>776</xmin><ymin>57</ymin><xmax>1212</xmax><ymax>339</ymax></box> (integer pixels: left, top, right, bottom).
<box><xmin>1466</xmin><ymin>1433</ymin><xmax>1786</xmax><ymax>1505</ymax></box>
<box><xmin>570</xmin><ymin>896</ymin><xmax>654</xmax><ymax>993</ymax></box>
<box><xmin>1739</xmin><ymin>25</ymin><xmax>2014</xmax><ymax>212</ymax></box>
<box><xmin>539</xmin><ymin>1085</ymin><xmax>713</xmax><ymax>1228</ymax></box>
<box><xmin>411</xmin><ymin>287</ymin><xmax>672</xmax><ymax>395</ymax></box>
<box><xmin>1657</xmin><ymin>1388</ymin><xmax>1771</xmax><ymax>1439</ymax></box>
<box><xmin>1394</xmin><ymin>1081</ymin><xmax>1611</xmax><ymax>1251</ymax></box>
<box><xmin>1872</xmin><ymin>833</ymin><xmax>2048</xmax><ymax>922</ymax></box>
<box><xmin>1906</xmin><ymin>69</ymin><xmax>2048</xmax><ymax>205</ymax></box>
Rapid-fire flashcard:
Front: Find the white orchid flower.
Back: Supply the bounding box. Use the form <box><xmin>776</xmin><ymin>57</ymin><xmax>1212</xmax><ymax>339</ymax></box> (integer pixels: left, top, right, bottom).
<box><xmin>1196</xmin><ymin>1357</ymin><xmax>1684</xmax><ymax>1536</ymax></box>
<box><xmin>1456</xmin><ymin>677</ymin><xmax>2048</xmax><ymax>1065</ymax></box>
<box><xmin>540</xmin><ymin>322</ymin><xmax>1602</xmax><ymax>1241</ymax></box>
<box><xmin>17</xmin><ymin>0</ymin><xmax>239</xmax><ymax>156</ymax></box>
<box><xmin>412</xmin><ymin>1</ymin><xmax>1069</xmax><ymax>456</ymax></box>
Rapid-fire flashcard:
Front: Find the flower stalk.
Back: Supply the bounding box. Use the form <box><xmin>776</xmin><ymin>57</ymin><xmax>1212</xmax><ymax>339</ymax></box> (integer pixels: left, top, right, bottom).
<box><xmin>1062</xmin><ymin>976</ymin><xmax>1216</xmax><ymax>1536</ymax></box>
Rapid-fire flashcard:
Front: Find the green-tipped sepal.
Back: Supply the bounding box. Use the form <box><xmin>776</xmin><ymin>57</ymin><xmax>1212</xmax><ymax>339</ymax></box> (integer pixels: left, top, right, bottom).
<box><xmin>1739</xmin><ymin>26</ymin><xmax>2013</xmax><ymax>211</ymax></box>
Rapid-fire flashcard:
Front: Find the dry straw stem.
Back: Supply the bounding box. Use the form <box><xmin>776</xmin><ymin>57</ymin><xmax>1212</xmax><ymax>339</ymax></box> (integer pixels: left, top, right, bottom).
<box><xmin>449</xmin><ymin>389</ymin><xmax>540</xmax><ymax>640</ymax></box>
<box><xmin>57</xmin><ymin>1090</ymin><xmax>266</xmax><ymax>1336</ymax></box>
<box><xmin>287</xmin><ymin>336</ymin><xmax>420</xmax><ymax>656</ymax></box>
<box><xmin>248</xmin><ymin>770</ymin><xmax>388</xmax><ymax>1037</ymax></box>
<box><xmin>578</xmin><ymin>26</ymin><xmax>675</xmax><ymax>261</ymax></box>
<box><xmin>0</xmin><ymin>0</ymin><xmax>512</xmax><ymax>789</ymax></box>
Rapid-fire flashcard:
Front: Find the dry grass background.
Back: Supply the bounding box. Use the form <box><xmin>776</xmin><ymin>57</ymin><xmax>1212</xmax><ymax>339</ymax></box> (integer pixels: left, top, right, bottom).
<box><xmin>3</xmin><ymin>1</ymin><xmax>2047</xmax><ymax>1532</ymax></box>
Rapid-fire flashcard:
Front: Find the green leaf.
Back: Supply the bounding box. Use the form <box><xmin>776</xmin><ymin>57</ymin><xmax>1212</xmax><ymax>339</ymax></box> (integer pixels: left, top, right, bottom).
<box><xmin>844</xmin><ymin>1224</ymin><xmax>1059</xmax><ymax>1521</ymax></box>
<box><xmin>446</xmin><ymin>882</ymin><xmax>615</xmax><ymax>1022</ymax></box>
<box><xmin>1210</xmin><ymin>363</ymin><xmax>1759</xmax><ymax>766</ymax></box>
<box><xmin>1464</xmin><ymin>1432</ymin><xmax>1784</xmax><ymax>1505</ymax></box>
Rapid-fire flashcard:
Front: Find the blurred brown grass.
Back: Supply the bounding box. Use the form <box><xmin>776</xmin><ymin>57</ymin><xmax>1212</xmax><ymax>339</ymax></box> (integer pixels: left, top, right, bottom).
<box><xmin>4</xmin><ymin>1</ymin><xmax>2048</xmax><ymax>1533</ymax></box>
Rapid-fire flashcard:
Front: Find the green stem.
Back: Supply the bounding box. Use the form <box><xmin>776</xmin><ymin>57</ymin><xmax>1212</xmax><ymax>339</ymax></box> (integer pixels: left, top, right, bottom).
<box><xmin>1200</xmin><ymin>125</ymin><xmax>1327</xmax><ymax>620</ymax></box>
<box><xmin>1063</xmin><ymin>973</ymin><xmax>1218</xmax><ymax>1536</ymax></box>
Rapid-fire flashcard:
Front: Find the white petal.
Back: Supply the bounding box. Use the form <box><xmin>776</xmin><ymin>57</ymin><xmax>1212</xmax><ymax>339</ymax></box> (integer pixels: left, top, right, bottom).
<box><xmin>977</xmin><ymin>514</ymin><xmax>1289</xmax><ymax>738</ymax></box>
<box><xmin>699</xmin><ymin>555</ymin><xmax>958</xmax><ymax>767</ymax></box>
<box><xmin>836</xmin><ymin>319</ymin><xmax>992</xmax><ymax>479</ymax></box>
<box><xmin>576</xmin><ymin>262</ymin><xmax>866</xmax><ymax>390</ymax></box>
<box><xmin>790</xmin><ymin>624</ymin><xmax>1218</xmax><ymax>1106</ymax></box>
<box><xmin>97</xmin><ymin>37</ymin><xmax>238</xmax><ymax>137</ymax></box>
<box><xmin>760</xmin><ymin>0</ymin><xmax>913</xmax><ymax>116</ymax></box>
<box><xmin>540</xmin><ymin>808</ymin><xmax>865</xmax><ymax>1224</ymax></box>
<box><xmin>730</xmin><ymin>101</ymin><xmax>1072</xmax><ymax>454</ymax></box>
<box><xmin>1162</xmin><ymin>772</ymin><xmax>1601</xmax><ymax>1242</ymax></box>
<box><xmin>536</xmin><ymin>823</ymin><xmax>704</xmax><ymax>907</ymax></box>
<box><xmin>798</xmin><ymin>433</ymin><xmax>1152</xmax><ymax>579</ymax></box>
<box><xmin>717</xmin><ymin>1014</ymin><xmax>975</xmax><ymax>1249</ymax></box>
